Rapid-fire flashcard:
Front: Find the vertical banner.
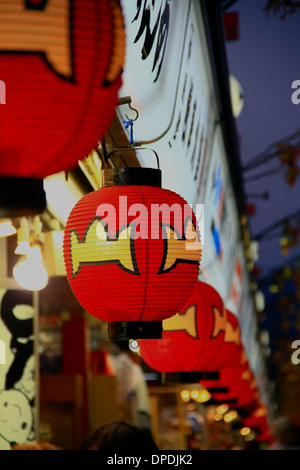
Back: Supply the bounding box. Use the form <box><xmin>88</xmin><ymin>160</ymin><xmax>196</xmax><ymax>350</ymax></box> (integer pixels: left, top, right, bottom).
<box><xmin>0</xmin><ymin>289</ymin><xmax>37</xmax><ymax>450</ymax></box>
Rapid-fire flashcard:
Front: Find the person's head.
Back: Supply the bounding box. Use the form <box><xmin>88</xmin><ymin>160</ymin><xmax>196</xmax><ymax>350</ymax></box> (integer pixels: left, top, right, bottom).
<box><xmin>79</xmin><ymin>421</ymin><xmax>159</xmax><ymax>452</ymax></box>
<box><xmin>271</xmin><ymin>417</ymin><xmax>296</xmax><ymax>446</ymax></box>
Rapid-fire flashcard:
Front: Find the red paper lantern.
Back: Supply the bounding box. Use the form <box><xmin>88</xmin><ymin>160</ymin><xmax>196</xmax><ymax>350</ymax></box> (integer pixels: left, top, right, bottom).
<box><xmin>214</xmin><ymin>379</ymin><xmax>258</xmax><ymax>405</ymax></box>
<box><xmin>256</xmin><ymin>431</ymin><xmax>274</xmax><ymax>445</ymax></box>
<box><xmin>200</xmin><ymin>344</ymin><xmax>261</xmax><ymax>407</ymax></box>
<box><xmin>206</xmin><ymin>364</ymin><xmax>260</xmax><ymax>408</ymax></box>
<box><xmin>0</xmin><ymin>0</ymin><xmax>125</xmax><ymax>216</ymax></box>
<box><xmin>216</xmin><ymin>309</ymin><xmax>243</xmax><ymax>368</ymax></box>
<box><xmin>139</xmin><ymin>280</ymin><xmax>228</xmax><ymax>373</ymax></box>
<box><xmin>200</xmin><ymin>348</ymin><xmax>249</xmax><ymax>390</ymax></box>
<box><xmin>63</xmin><ymin>167</ymin><xmax>202</xmax><ymax>340</ymax></box>
<box><xmin>242</xmin><ymin>405</ymin><xmax>270</xmax><ymax>432</ymax></box>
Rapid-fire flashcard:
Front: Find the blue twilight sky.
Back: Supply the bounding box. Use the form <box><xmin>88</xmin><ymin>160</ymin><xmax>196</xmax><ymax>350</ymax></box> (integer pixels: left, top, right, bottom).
<box><xmin>225</xmin><ymin>0</ymin><xmax>300</xmax><ymax>279</ymax></box>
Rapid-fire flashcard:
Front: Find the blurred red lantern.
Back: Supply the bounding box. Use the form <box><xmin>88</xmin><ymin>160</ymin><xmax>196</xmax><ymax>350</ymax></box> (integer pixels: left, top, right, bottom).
<box><xmin>217</xmin><ymin>309</ymin><xmax>243</xmax><ymax>368</ymax></box>
<box><xmin>139</xmin><ymin>280</ymin><xmax>228</xmax><ymax>374</ymax></box>
<box><xmin>0</xmin><ymin>0</ymin><xmax>125</xmax><ymax>216</ymax></box>
<box><xmin>242</xmin><ymin>405</ymin><xmax>270</xmax><ymax>432</ymax></box>
<box><xmin>256</xmin><ymin>431</ymin><xmax>274</xmax><ymax>446</ymax></box>
<box><xmin>208</xmin><ymin>366</ymin><xmax>260</xmax><ymax>408</ymax></box>
<box><xmin>200</xmin><ymin>346</ymin><xmax>261</xmax><ymax>407</ymax></box>
<box><xmin>63</xmin><ymin>167</ymin><xmax>202</xmax><ymax>340</ymax></box>
<box><xmin>212</xmin><ymin>379</ymin><xmax>259</xmax><ymax>407</ymax></box>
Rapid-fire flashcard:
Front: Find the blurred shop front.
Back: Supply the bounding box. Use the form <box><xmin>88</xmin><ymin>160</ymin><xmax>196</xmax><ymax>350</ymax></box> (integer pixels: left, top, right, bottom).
<box><xmin>0</xmin><ymin>0</ymin><xmax>271</xmax><ymax>450</ymax></box>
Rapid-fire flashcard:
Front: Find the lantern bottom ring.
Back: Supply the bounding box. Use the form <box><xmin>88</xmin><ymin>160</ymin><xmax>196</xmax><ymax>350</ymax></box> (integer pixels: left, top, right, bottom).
<box><xmin>207</xmin><ymin>387</ymin><xmax>229</xmax><ymax>394</ymax></box>
<box><xmin>107</xmin><ymin>321</ymin><xmax>163</xmax><ymax>340</ymax></box>
<box><xmin>163</xmin><ymin>371</ymin><xmax>220</xmax><ymax>384</ymax></box>
<box><xmin>0</xmin><ymin>176</ymin><xmax>46</xmax><ymax>218</ymax></box>
<box><xmin>218</xmin><ymin>399</ymin><xmax>238</xmax><ymax>405</ymax></box>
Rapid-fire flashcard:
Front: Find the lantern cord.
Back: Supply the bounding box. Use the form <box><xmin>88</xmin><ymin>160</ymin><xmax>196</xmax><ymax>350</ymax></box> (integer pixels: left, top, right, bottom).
<box><xmin>123</xmin><ymin>118</ymin><xmax>134</xmax><ymax>147</ymax></box>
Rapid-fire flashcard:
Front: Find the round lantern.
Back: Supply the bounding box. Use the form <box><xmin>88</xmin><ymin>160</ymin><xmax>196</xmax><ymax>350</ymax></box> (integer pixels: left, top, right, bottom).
<box><xmin>211</xmin><ymin>378</ymin><xmax>259</xmax><ymax>408</ymax></box>
<box><xmin>219</xmin><ymin>310</ymin><xmax>243</xmax><ymax>368</ymax></box>
<box><xmin>200</xmin><ymin>345</ymin><xmax>261</xmax><ymax>408</ymax></box>
<box><xmin>199</xmin><ymin>342</ymin><xmax>249</xmax><ymax>392</ymax></box>
<box><xmin>63</xmin><ymin>167</ymin><xmax>202</xmax><ymax>340</ymax></box>
<box><xmin>139</xmin><ymin>280</ymin><xmax>228</xmax><ymax>374</ymax></box>
<box><xmin>256</xmin><ymin>431</ymin><xmax>274</xmax><ymax>445</ymax></box>
<box><xmin>242</xmin><ymin>405</ymin><xmax>270</xmax><ymax>432</ymax></box>
<box><xmin>0</xmin><ymin>0</ymin><xmax>125</xmax><ymax>217</ymax></box>
<box><xmin>208</xmin><ymin>369</ymin><xmax>260</xmax><ymax>409</ymax></box>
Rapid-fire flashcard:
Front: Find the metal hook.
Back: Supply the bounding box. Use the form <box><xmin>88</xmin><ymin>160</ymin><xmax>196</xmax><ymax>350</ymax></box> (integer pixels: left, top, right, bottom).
<box><xmin>126</xmin><ymin>102</ymin><xmax>139</xmax><ymax>122</ymax></box>
<box><xmin>118</xmin><ymin>96</ymin><xmax>139</xmax><ymax>122</ymax></box>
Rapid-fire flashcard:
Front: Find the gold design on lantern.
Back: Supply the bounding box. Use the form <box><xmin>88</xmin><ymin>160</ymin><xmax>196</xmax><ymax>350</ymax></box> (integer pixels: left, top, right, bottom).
<box><xmin>69</xmin><ymin>217</ymin><xmax>139</xmax><ymax>278</ymax></box>
<box><xmin>0</xmin><ymin>0</ymin><xmax>72</xmax><ymax>79</ymax></box>
<box><xmin>163</xmin><ymin>305</ymin><xmax>198</xmax><ymax>339</ymax></box>
<box><xmin>224</xmin><ymin>320</ymin><xmax>240</xmax><ymax>346</ymax></box>
<box><xmin>211</xmin><ymin>306</ymin><xmax>227</xmax><ymax>339</ymax></box>
<box><xmin>159</xmin><ymin>218</ymin><xmax>201</xmax><ymax>274</ymax></box>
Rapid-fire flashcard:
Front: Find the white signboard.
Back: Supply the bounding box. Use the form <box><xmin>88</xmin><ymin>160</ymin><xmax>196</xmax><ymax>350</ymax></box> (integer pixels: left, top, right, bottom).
<box><xmin>198</xmin><ymin>127</ymin><xmax>241</xmax><ymax>301</ymax></box>
<box><xmin>119</xmin><ymin>0</ymin><xmax>216</xmax><ymax>205</ymax></box>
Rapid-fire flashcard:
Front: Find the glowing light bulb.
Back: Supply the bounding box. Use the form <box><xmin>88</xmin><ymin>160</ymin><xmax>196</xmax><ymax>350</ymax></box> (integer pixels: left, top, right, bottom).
<box><xmin>224</xmin><ymin>410</ymin><xmax>238</xmax><ymax>423</ymax></box>
<box><xmin>191</xmin><ymin>390</ymin><xmax>200</xmax><ymax>400</ymax></box>
<box><xmin>240</xmin><ymin>427</ymin><xmax>251</xmax><ymax>436</ymax></box>
<box><xmin>229</xmin><ymin>74</ymin><xmax>244</xmax><ymax>118</ymax></box>
<box><xmin>180</xmin><ymin>390</ymin><xmax>190</xmax><ymax>403</ymax></box>
<box><xmin>214</xmin><ymin>413</ymin><xmax>223</xmax><ymax>422</ymax></box>
<box><xmin>216</xmin><ymin>404</ymin><xmax>229</xmax><ymax>415</ymax></box>
<box><xmin>269</xmin><ymin>284</ymin><xmax>279</xmax><ymax>294</ymax></box>
<box><xmin>13</xmin><ymin>246</ymin><xmax>48</xmax><ymax>291</ymax></box>
<box><xmin>0</xmin><ymin>219</ymin><xmax>17</xmax><ymax>237</ymax></box>
<box><xmin>194</xmin><ymin>389</ymin><xmax>211</xmax><ymax>403</ymax></box>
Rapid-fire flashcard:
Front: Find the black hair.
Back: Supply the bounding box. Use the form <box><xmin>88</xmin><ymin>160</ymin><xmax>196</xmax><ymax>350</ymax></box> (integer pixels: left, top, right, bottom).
<box><xmin>79</xmin><ymin>421</ymin><xmax>159</xmax><ymax>452</ymax></box>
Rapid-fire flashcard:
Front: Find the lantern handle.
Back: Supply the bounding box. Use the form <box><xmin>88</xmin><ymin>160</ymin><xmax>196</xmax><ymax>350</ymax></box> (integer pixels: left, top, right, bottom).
<box><xmin>106</xmin><ymin>147</ymin><xmax>160</xmax><ymax>170</ymax></box>
<box><xmin>117</xmin><ymin>96</ymin><xmax>139</xmax><ymax>122</ymax></box>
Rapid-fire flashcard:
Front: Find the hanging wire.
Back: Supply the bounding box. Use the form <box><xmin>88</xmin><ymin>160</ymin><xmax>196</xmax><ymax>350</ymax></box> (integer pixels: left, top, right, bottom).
<box><xmin>247</xmin><ymin>191</ymin><xmax>270</xmax><ymax>200</ymax></box>
<box><xmin>253</xmin><ymin>208</ymin><xmax>300</xmax><ymax>241</ymax></box>
<box><xmin>243</xmin><ymin>129</ymin><xmax>300</xmax><ymax>173</ymax></box>
<box><xmin>244</xmin><ymin>166</ymin><xmax>285</xmax><ymax>183</ymax></box>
